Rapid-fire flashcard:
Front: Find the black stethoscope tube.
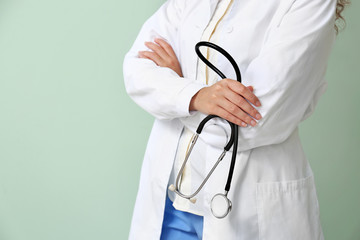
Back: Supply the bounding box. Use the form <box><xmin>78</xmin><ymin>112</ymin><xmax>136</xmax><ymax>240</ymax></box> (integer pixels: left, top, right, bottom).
<box><xmin>195</xmin><ymin>41</ymin><xmax>242</xmax><ymax>194</ymax></box>
<box><xmin>169</xmin><ymin>41</ymin><xmax>243</xmax><ymax>218</ymax></box>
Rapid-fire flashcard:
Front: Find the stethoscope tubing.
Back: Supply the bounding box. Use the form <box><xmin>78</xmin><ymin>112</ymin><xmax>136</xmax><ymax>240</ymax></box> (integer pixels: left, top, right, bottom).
<box><xmin>195</xmin><ymin>41</ymin><xmax>242</xmax><ymax>193</ymax></box>
<box><xmin>169</xmin><ymin>41</ymin><xmax>242</xmax><ymax>217</ymax></box>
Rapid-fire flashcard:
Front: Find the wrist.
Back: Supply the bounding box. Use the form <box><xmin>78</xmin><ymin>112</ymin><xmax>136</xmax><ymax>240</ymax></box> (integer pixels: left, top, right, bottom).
<box><xmin>189</xmin><ymin>90</ymin><xmax>200</xmax><ymax>111</ymax></box>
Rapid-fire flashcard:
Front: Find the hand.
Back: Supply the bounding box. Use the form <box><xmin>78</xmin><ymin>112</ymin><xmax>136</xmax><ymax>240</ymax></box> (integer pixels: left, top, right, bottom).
<box><xmin>189</xmin><ymin>79</ymin><xmax>262</xmax><ymax>127</ymax></box>
<box><xmin>138</xmin><ymin>38</ymin><xmax>183</xmax><ymax>77</ymax></box>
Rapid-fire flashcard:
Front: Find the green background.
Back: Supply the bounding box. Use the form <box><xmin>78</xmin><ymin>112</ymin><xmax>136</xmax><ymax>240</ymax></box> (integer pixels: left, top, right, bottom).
<box><xmin>0</xmin><ymin>0</ymin><xmax>358</xmax><ymax>239</ymax></box>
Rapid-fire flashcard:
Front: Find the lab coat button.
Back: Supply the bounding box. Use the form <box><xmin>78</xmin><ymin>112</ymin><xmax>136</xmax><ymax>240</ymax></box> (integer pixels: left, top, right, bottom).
<box><xmin>226</xmin><ymin>26</ymin><xmax>233</xmax><ymax>33</ymax></box>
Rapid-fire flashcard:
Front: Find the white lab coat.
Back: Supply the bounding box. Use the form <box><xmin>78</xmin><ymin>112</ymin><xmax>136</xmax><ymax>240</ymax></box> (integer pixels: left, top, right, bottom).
<box><xmin>123</xmin><ymin>0</ymin><xmax>336</xmax><ymax>239</ymax></box>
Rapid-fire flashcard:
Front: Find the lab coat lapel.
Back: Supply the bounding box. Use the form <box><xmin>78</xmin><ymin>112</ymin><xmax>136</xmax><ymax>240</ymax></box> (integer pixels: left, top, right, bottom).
<box><xmin>185</xmin><ymin>0</ymin><xmax>219</xmax><ymax>80</ymax></box>
<box><xmin>195</xmin><ymin>0</ymin><xmax>218</xmax><ymax>29</ymax></box>
<box><xmin>209</xmin><ymin>0</ymin><xmax>219</xmax><ymax>17</ymax></box>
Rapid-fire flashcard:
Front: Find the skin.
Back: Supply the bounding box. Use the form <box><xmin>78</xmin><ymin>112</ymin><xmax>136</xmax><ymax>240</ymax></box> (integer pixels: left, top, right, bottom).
<box><xmin>138</xmin><ymin>38</ymin><xmax>262</xmax><ymax>127</ymax></box>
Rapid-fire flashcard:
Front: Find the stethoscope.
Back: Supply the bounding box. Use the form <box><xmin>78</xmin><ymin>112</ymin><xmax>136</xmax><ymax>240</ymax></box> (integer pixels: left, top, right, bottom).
<box><xmin>168</xmin><ymin>41</ymin><xmax>242</xmax><ymax>219</ymax></box>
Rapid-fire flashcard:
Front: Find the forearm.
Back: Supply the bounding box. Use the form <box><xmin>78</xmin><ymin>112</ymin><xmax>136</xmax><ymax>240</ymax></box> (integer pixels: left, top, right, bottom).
<box><xmin>123</xmin><ymin>0</ymin><xmax>206</xmax><ymax>119</ymax></box>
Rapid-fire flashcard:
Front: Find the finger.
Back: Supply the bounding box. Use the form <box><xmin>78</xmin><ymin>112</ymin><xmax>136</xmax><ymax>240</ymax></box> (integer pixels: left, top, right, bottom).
<box><xmin>144</xmin><ymin>41</ymin><xmax>169</xmax><ymax>60</ymax></box>
<box><xmin>224</xmin><ymin>89</ymin><xmax>262</xmax><ymax>120</ymax></box>
<box><xmin>217</xmin><ymin>97</ymin><xmax>257</xmax><ymax>127</ymax></box>
<box><xmin>138</xmin><ymin>51</ymin><xmax>151</xmax><ymax>60</ymax></box>
<box><xmin>247</xmin><ymin>86</ymin><xmax>254</xmax><ymax>92</ymax></box>
<box><xmin>138</xmin><ymin>51</ymin><xmax>164</xmax><ymax>66</ymax></box>
<box><xmin>212</xmin><ymin>105</ymin><xmax>248</xmax><ymax>127</ymax></box>
<box><xmin>154</xmin><ymin>38</ymin><xmax>177</xmax><ymax>59</ymax></box>
<box><xmin>226</xmin><ymin>79</ymin><xmax>261</xmax><ymax>107</ymax></box>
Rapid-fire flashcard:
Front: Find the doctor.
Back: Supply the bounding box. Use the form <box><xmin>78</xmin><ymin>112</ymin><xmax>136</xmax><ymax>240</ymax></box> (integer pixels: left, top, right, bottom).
<box><xmin>123</xmin><ymin>0</ymin><xmax>342</xmax><ymax>239</ymax></box>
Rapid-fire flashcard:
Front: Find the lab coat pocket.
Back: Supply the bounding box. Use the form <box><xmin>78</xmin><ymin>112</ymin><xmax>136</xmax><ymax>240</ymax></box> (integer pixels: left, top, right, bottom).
<box><xmin>256</xmin><ymin>175</ymin><xmax>323</xmax><ymax>240</ymax></box>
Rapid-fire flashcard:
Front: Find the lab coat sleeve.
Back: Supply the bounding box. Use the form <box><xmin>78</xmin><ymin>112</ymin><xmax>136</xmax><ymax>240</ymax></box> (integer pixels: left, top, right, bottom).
<box><xmin>235</xmin><ymin>0</ymin><xmax>337</xmax><ymax>151</ymax></box>
<box><xmin>123</xmin><ymin>0</ymin><xmax>206</xmax><ymax>120</ymax></box>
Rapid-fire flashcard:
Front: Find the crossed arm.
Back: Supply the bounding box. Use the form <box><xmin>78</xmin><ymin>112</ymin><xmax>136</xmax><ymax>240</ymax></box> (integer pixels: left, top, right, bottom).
<box><xmin>124</xmin><ymin>0</ymin><xmax>336</xmax><ymax>151</ymax></box>
<box><xmin>138</xmin><ymin>38</ymin><xmax>263</xmax><ymax>128</ymax></box>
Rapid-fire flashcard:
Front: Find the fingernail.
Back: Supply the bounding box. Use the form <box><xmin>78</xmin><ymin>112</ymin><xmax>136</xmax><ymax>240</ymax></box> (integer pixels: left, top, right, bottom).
<box><xmin>256</xmin><ymin>113</ymin><xmax>262</xmax><ymax>120</ymax></box>
<box><xmin>251</xmin><ymin>120</ymin><xmax>257</xmax><ymax>126</ymax></box>
<box><xmin>256</xmin><ymin>101</ymin><xmax>261</xmax><ymax>107</ymax></box>
<box><xmin>241</xmin><ymin>122</ymin><xmax>247</xmax><ymax>127</ymax></box>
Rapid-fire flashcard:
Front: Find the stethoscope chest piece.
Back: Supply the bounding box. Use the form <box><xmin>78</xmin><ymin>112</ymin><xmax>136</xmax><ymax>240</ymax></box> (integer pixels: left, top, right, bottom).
<box><xmin>210</xmin><ymin>192</ymin><xmax>232</xmax><ymax>219</ymax></box>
